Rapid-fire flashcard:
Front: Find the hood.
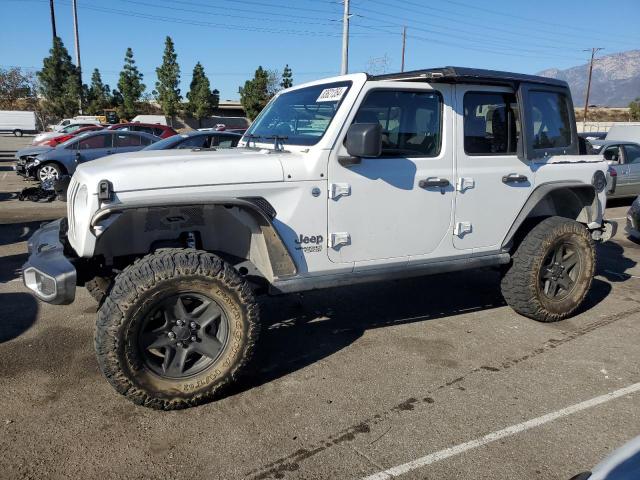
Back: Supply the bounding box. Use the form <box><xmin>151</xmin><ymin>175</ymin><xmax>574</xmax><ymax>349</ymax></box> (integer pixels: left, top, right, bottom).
<box><xmin>33</xmin><ymin>131</ymin><xmax>61</xmax><ymax>143</ymax></box>
<box><xmin>74</xmin><ymin>148</ymin><xmax>288</xmax><ymax>192</ymax></box>
<box><xmin>16</xmin><ymin>145</ymin><xmax>53</xmax><ymax>159</ymax></box>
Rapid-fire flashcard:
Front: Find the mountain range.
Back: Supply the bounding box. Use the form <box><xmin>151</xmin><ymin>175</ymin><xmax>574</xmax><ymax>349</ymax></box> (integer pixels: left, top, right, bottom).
<box><xmin>537</xmin><ymin>50</ymin><xmax>640</xmax><ymax>107</ymax></box>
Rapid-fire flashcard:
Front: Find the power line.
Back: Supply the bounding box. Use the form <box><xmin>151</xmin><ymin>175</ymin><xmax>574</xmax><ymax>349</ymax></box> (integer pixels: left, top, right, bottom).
<box><xmin>358</xmin><ymin>0</ymin><xmax>638</xmax><ymax>51</ymax></box>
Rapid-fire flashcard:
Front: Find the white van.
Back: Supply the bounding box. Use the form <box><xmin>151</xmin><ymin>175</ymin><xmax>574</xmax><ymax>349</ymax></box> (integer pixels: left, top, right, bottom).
<box><xmin>0</xmin><ymin>110</ymin><xmax>37</xmax><ymax>136</ymax></box>
<box><xmin>47</xmin><ymin>116</ymin><xmax>102</xmax><ymax>131</ymax></box>
<box><xmin>130</xmin><ymin>114</ymin><xmax>168</xmax><ymax>125</ymax></box>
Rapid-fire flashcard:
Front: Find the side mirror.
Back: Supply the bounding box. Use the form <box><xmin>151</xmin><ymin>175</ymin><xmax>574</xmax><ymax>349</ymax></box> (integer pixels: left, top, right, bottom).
<box><xmin>344</xmin><ymin>123</ymin><xmax>382</xmax><ymax>159</ymax></box>
<box><xmin>75</xmin><ymin>151</ymin><xmax>81</xmax><ymax>163</ymax></box>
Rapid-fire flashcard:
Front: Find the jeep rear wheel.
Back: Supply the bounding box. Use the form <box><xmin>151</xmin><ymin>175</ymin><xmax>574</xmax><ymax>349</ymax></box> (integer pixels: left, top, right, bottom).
<box><xmin>95</xmin><ymin>249</ymin><xmax>259</xmax><ymax>409</ymax></box>
<box><xmin>501</xmin><ymin>216</ymin><xmax>595</xmax><ymax>322</ymax></box>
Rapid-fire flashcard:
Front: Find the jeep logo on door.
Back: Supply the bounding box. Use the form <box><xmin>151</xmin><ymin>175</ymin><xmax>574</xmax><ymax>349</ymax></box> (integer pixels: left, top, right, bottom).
<box><xmin>294</xmin><ymin>234</ymin><xmax>323</xmax><ymax>253</ymax></box>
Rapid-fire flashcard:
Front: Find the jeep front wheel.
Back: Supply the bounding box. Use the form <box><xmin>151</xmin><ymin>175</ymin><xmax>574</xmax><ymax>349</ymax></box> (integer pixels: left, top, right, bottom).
<box><xmin>95</xmin><ymin>249</ymin><xmax>259</xmax><ymax>409</ymax></box>
<box><xmin>501</xmin><ymin>216</ymin><xmax>595</xmax><ymax>322</ymax></box>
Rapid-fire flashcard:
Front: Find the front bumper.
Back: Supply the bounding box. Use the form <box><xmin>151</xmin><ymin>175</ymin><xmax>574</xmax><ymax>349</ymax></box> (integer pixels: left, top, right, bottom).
<box><xmin>22</xmin><ymin>219</ymin><xmax>77</xmax><ymax>304</ymax></box>
<box><xmin>14</xmin><ymin>160</ymin><xmax>37</xmax><ymax>178</ymax></box>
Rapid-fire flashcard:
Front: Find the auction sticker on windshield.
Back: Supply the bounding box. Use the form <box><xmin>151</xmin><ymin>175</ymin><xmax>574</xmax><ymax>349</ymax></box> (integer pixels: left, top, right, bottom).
<box><xmin>316</xmin><ymin>86</ymin><xmax>348</xmax><ymax>102</ymax></box>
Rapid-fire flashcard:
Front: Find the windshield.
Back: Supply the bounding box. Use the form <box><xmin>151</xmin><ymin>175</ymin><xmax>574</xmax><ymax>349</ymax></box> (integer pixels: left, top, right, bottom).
<box><xmin>244</xmin><ymin>81</ymin><xmax>352</xmax><ymax>146</ymax></box>
<box><xmin>142</xmin><ymin>134</ymin><xmax>184</xmax><ymax>151</ymax></box>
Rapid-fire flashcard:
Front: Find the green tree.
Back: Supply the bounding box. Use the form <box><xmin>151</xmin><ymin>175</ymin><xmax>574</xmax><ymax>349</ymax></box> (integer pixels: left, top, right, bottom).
<box><xmin>0</xmin><ymin>67</ymin><xmax>37</xmax><ymax>109</ymax></box>
<box><xmin>117</xmin><ymin>47</ymin><xmax>145</xmax><ymax>120</ymax></box>
<box><xmin>85</xmin><ymin>68</ymin><xmax>110</xmax><ymax>115</ymax></box>
<box><xmin>239</xmin><ymin>66</ymin><xmax>270</xmax><ymax>120</ymax></box>
<box><xmin>280</xmin><ymin>64</ymin><xmax>293</xmax><ymax>89</ymax></box>
<box><xmin>37</xmin><ymin>36</ymin><xmax>81</xmax><ymax>118</ymax></box>
<box><xmin>186</xmin><ymin>62</ymin><xmax>218</xmax><ymax>127</ymax></box>
<box><xmin>154</xmin><ymin>36</ymin><xmax>181</xmax><ymax>122</ymax></box>
<box><xmin>630</xmin><ymin>98</ymin><xmax>640</xmax><ymax>121</ymax></box>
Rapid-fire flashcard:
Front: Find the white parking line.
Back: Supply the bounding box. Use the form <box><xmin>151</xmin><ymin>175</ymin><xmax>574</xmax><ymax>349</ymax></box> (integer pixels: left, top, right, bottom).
<box><xmin>607</xmin><ymin>217</ymin><xmax>627</xmax><ymax>221</ymax></box>
<box><xmin>361</xmin><ymin>382</ymin><xmax>640</xmax><ymax>480</ymax></box>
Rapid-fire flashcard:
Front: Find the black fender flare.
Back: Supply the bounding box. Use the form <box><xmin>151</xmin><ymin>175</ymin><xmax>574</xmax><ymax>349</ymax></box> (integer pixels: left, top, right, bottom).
<box><xmin>90</xmin><ymin>197</ymin><xmax>297</xmax><ymax>278</ymax></box>
<box><xmin>501</xmin><ymin>181</ymin><xmax>598</xmax><ymax>250</ymax></box>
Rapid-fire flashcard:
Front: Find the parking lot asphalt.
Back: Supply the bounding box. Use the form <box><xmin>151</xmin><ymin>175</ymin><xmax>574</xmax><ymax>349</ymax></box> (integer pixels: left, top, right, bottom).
<box><xmin>0</xmin><ymin>133</ymin><xmax>639</xmax><ymax>480</ymax></box>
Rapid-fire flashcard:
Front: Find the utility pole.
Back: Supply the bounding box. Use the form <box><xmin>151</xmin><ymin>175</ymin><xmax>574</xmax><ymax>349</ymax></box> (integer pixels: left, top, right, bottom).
<box><xmin>401</xmin><ymin>26</ymin><xmax>407</xmax><ymax>72</ymax></box>
<box><xmin>49</xmin><ymin>0</ymin><xmax>57</xmax><ymax>39</ymax></box>
<box><xmin>583</xmin><ymin>47</ymin><xmax>603</xmax><ymax>124</ymax></box>
<box><xmin>341</xmin><ymin>0</ymin><xmax>350</xmax><ymax>75</ymax></box>
<box><xmin>71</xmin><ymin>0</ymin><xmax>83</xmax><ymax>113</ymax></box>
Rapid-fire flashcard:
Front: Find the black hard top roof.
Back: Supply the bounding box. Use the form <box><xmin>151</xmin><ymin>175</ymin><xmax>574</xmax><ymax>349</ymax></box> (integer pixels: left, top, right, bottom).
<box><xmin>371</xmin><ymin>66</ymin><xmax>568</xmax><ymax>88</ymax></box>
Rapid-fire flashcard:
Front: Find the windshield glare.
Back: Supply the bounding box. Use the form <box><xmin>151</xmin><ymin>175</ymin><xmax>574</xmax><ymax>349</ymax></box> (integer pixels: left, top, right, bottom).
<box><xmin>244</xmin><ymin>81</ymin><xmax>352</xmax><ymax>146</ymax></box>
<box><xmin>142</xmin><ymin>135</ymin><xmax>183</xmax><ymax>150</ymax></box>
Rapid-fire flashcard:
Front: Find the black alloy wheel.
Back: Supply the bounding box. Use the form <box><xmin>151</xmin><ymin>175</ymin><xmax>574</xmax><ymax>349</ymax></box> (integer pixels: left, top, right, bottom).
<box><xmin>138</xmin><ymin>292</ymin><xmax>229</xmax><ymax>379</ymax></box>
<box><xmin>539</xmin><ymin>241</ymin><xmax>582</xmax><ymax>300</ymax></box>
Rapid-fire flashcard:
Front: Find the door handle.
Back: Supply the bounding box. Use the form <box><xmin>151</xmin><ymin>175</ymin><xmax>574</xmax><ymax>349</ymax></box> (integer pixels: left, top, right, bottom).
<box><xmin>106</xmin><ymin>150</ymin><xmax>113</xmax><ymax>154</ymax></box>
<box><xmin>419</xmin><ymin>178</ymin><xmax>450</xmax><ymax>188</ymax></box>
<box><xmin>502</xmin><ymin>173</ymin><xmax>528</xmax><ymax>184</ymax></box>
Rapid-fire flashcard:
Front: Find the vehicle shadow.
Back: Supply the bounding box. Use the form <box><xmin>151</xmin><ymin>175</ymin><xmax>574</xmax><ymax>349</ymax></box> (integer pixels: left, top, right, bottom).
<box><xmin>596</xmin><ymin>240</ymin><xmax>638</xmax><ymax>282</ymax></box>
<box><xmin>0</xmin><ymin>192</ymin><xmax>17</xmax><ymax>202</ymax></box>
<box><xmin>607</xmin><ymin>197</ymin><xmax>635</xmax><ymax>208</ymax></box>
<box><xmin>0</xmin><ymin>165</ymin><xmax>15</xmax><ymax>171</ymax></box>
<box><xmin>0</xmin><ymin>252</ymin><xmax>27</xmax><ymax>283</ymax></box>
<box><xmin>228</xmin><ymin>266</ymin><xmax>611</xmax><ymax>398</ymax></box>
<box><xmin>0</xmin><ymin>292</ymin><xmax>38</xmax><ymax>343</ymax></box>
<box><xmin>0</xmin><ymin>220</ymin><xmax>53</xmax><ymax>247</ymax></box>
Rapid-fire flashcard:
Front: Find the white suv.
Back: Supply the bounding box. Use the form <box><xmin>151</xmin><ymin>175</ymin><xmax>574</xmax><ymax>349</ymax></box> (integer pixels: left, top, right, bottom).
<box><xmin>23</xmin><ymin>67</ymin><xmax>614</xmax><ymax>409</ymax></box>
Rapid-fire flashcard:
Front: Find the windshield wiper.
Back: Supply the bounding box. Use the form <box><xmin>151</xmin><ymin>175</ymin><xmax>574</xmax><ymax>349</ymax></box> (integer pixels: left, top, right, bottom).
<box><xmin>265</xmin><ymin>135</ymin><xmax>288</xmax><ymax>152</ymax></box>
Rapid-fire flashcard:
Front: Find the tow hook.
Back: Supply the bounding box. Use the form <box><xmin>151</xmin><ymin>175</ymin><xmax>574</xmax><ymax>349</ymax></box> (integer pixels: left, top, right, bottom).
<box><xmin>591</xmin><ymin>221</ymin><xmax>616</xmax><ymax>242</ymax></box>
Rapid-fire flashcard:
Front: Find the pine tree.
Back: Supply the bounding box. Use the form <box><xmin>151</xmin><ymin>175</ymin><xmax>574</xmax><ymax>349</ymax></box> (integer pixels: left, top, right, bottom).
<box><xmin>239</xmin><ymin>66</ymin><xmax>269</xmax><ymax>120</ymax></box>
<box><xmin>280</xmin><ymin>64</ymin><xmax>293</xmax><ymax>89</ymax></box>
<box><xmin>85</xmin><ymin>68</ymin><xmax>110</xmax><ymax>115</ymax></box>
<box><xmin>117</xmin><ymin>48</ymin><xmax>145</xmax><ymax>121</ymax></box>
<box><xmin>154</xmin><ymin>36</ymin><xmax>181</xmax><ymax>122</ymax></box>
<box><xmin>186</xmin><ymin>62</ymin><xmax>218</xmax><ymax>128</ymax></box>
<box><xmin>37</xmin><ymin>36</ymin><xmax>81</xmax><ymax>118</ymax></box>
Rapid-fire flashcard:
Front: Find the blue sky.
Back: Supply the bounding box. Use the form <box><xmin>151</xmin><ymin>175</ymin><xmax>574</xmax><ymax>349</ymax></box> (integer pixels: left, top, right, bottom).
<box><xmin>1</xmin><ymin>0</ymin><xmax>639</xmax><ymax>101</ymax></box>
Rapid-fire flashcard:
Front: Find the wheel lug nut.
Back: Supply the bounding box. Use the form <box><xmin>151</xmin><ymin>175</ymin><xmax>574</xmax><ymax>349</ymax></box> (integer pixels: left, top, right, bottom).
<box><xmin>191</xmin><ymin>336</ymin><xmax>197</xmax><ymax>342</ymax></box>
<box><xmin>167</xmin><ymin>332</ymin><xmax>176</xmax><ymax>339</ymax></box>
<box><xmin>176</xmin><ymin>320</ymin><xmax>184</xmax><ymax>326</ymax></box>
<box><xmin>190</xmin><ymin>322</ymin><xmax>197</xmax><ymax>329</ymax></box>
<box><xmin>177</xmin><ymin>341</ymin><xmax>183</xmax><ymax>348</ymax></box>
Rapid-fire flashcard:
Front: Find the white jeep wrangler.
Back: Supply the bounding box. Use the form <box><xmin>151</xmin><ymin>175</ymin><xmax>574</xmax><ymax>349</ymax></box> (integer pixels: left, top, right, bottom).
<box><xmin>23</xmin><ymin>67</ymin><xmax>614</xmax><ymax>409</ymax></box>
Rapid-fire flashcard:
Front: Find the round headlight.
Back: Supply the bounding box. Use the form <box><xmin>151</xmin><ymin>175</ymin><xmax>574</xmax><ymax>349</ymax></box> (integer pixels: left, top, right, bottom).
<box><xmin>592</xmin><ymin>170</ymin><xmax>606</xmax><ymax>192</ymax></box>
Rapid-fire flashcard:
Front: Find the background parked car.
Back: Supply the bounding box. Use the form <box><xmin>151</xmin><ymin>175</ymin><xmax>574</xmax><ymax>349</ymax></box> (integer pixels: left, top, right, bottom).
<box><xmin>600</xmin><ymin>141</ymin><xmax>640</xmax><ymax>198</ymax></box>
<box><xmin>33</xmin><ymin>121</ymin><xmax>103</xmax><ymax>145</ymax></box>
<box><xmin>19</xmin><ymin>130</ymin><xmax>159</xmax><ymax>181</ymax></box>
<box><xmin>37</xmin><ymin>125</ymin><xmax>104</xmax><ymax>147</ymax></box>
<box><xmin>142</xmin><ymin>130</ymin><xmax>241</xmax><ymax>151</ymax></box>
<box><xmin>107</xmin><ymin>122</ymin><xmax>177</xmax><ymax>138</ymax></box>
<box><xmin>0</xmin><ymin>110</ymin><xmax>37</xmax><ymax>136</ymax></box>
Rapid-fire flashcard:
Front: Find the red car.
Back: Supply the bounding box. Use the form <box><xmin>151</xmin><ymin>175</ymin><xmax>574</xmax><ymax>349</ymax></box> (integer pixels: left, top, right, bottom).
<box><xmin>107</xmin><ymin>122</ymin><xmax>177</xmax><ymax>139</ymax></box>
<box><xmin>37</xmin><ymin>125</ymin><xmax>104</xmax><ymax>147</ymax></box>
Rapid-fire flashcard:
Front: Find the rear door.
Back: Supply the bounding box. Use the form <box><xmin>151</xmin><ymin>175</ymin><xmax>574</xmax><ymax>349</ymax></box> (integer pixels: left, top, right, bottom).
<box><xmin>602</xmin><ymin>144</ymin><xmax>627</xmax><ymax>195</ymax></box>
<box><xmin>114</xmin><ymin>132</ymin><xmax>145</xmax><ymax>153</ymax></box>
<box><xmin>453</xmin><ymin>85</ymin><xmax>534</xmax><ymax>251</ymax></box>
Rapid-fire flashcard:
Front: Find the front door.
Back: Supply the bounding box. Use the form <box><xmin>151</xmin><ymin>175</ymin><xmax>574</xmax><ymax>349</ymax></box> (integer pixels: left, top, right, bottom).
<box><xmin>327</xmin><ymin>84</ymin><xmax>454</xmax><ymax>264</ymax></box>
<box><xmin>453</xmin><ymin>85</ymin><xmax>535</xmax><ymax>251</ymax></box>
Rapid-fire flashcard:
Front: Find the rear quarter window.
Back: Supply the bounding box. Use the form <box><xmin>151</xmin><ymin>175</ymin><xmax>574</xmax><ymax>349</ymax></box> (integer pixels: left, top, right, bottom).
<box><xmin>528</xmin><ymin>91</ymin><xmax>571</xmax><ymax>149</ymax></box>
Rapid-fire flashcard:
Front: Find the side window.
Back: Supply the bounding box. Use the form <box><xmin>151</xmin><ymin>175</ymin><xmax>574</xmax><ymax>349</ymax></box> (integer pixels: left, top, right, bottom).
<box><xmin>115</xmin><ymin>133</ymin><xmax>142</xmax><ymax>147</ymax></box>
<box><xmin>176</xmin><ymin>136</ymin><xmax>209</xmax><ymax>149</ymax></box>
<box><xmin>78</xmin><ymin>134</ymin><xmax>110</xmax><ymax>149</ymax></box>
<box><xmin>528</xmin><ymin>91</ymin><xmax>571</xmax><ymax>149</ymax></box>
<box><xmin>623</xmin><ymin>144</ymin><xmax>640</xmax><ymax>164</ymax></box>
<box><xmin>353</xmin><ymin>90</ymin><xmax>442</xmax><ymax>157</ymax></box>
<box><xmin>153</xmin><ymin>127</ymin><xmax>165</xmax><ymax>136</ymax></box>
<box><xmin>603</xmin><ymin>145</ymin><xmax>622</xmax><ymax>163</ymax></box>
<box><xmin>217</xmin><ymin>137</ymin><xmax>237</xmax><ymax>148</ymax></box>
<box><xmin>140</xmin><ymin>136</ymin><xmax>154</xmax><ymax>146</ymax></box>
<box><xmin>138</xmin><ymin>126</ymin><xmax>155</xmax><ymax>135</ymax></box>
<box><xmin>463</xmin><ymin>92</ymin><xmax>519</xmax><ymax>155</ymax></box>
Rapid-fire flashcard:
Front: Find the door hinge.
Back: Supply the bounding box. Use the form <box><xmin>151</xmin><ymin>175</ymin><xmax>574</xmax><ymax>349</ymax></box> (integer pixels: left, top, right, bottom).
<box><xmin>329</xmin><ymin>183</ymin><xmax>351</xmax><ymax>200</ymax></box>
<box><xmin>456</xmin><ymin>177</ymin><xmax>475</xmax><ymax>192</ymax></box>
<box><xmin>454</xmin><ymin>222</ymin><xmax>472</xmax><ymax>237</ymax></box>
<box><xmin>329</xmin><ymin>232</ymin><xmax>351</xmax><ymax>248</ymax></box>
